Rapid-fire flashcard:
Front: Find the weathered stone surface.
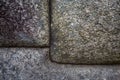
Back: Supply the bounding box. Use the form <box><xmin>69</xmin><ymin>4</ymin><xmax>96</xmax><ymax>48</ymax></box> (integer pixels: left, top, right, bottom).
<box><xmin>0</xmin><ymin>0</ymin><xmax>49</xmax><ymax>46</ymax></box>
<box><xmin>51</xmin><ymin>0</ymin><xmax>120</xmax><ymax>64</ymax></box>
<box><xmin>0</xmin><ymin>48</ymin><xmax>120</xmax><ymax>80</ymax></box>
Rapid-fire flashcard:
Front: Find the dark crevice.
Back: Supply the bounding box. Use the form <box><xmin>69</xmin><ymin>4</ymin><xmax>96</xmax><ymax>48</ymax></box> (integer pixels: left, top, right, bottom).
<box><xmin>48</xmin><ymin>0</ymin><xmax>53</xmax><ymax>63</ymax></box>
<box><xmin>0</xmin><ymin>46</ymin><xmax>50</xmax><ymax>48</ymax></box>
<box><xmin>48</xmin><ymin>0</ymin><xmax>51</xmax><ymax>40</ymax></box>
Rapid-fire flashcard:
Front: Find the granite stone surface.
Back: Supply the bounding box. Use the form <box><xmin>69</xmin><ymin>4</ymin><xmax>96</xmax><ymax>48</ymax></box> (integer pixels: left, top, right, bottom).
<box><xmin>51</xmin><ymin>0</ymin><xmax>120</xmax><ymax>64</ymax></box>
<box><xmin>0</xmin><ymin>48</ymin><xmax>120</xmax><ymax>80</ymax></box>
<box><xmin>0</xmin><ymin>0</ymin><xmax>49</xmax><ymax>46</ymax></box>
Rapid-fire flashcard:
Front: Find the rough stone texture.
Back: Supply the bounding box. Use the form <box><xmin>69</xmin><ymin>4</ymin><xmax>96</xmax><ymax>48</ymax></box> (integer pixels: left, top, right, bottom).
<box><xmin>0</xmin><ymin>0</ymin><xmax>49</xmax><ymax>47</ymax></box>
<box><xmin>51</xmin><ymin>0</ymin><xmax>120</xmax><ymax>64</ymax></box>
<box><xmin>0</xmin><ymin>48</ymin><xmax>120</xmax><ymax>80</ymax></box>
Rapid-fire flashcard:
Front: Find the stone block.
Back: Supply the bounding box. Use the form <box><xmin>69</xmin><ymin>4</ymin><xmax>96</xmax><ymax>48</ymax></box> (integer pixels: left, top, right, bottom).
<box><xmin>0</xmin><ymin>0</ymin><xmax>49</xmax><ymax>47</ymax></box>
<box><xmin>51</xmin><ymin>0</ymin><xmax>120</xmax><ymax>64</ymax></box>
<box><xmin>0</xmin><ymin>48</ymin><xmax>120</xmax><ymax>80</ymax></box>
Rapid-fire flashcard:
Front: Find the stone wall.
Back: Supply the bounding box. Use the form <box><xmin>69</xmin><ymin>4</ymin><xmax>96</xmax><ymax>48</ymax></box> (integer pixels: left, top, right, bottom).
<box><xmin>0</xmin><ymin>0</ymin><xmax>120</xmax><ymax>80</ymax></box>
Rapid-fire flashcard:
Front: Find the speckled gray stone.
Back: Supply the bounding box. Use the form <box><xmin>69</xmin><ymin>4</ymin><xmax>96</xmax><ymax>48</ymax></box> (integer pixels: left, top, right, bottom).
<box><xmin>0</xmin><ymin>0</ymin><xmax>49</xmax><ymax>46</ymax></box>
<box><xmin>51</xmin><ymin>0</ymin><xmax>120</xmax><ymax>64</ymax></box>
<box><xmin>0</xmin><ymin>48</ymin><xmax>120</xmax><ymax>80</ymax></box>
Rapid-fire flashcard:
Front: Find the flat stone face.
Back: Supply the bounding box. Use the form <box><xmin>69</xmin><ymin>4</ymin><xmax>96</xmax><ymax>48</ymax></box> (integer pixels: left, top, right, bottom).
<box><xmin>51</xmin><ymin>0</ymin><xmax>120</xmax><ymax>64</ymax></box>
<box><xmin>0</xmin><ymin>0</ymin><xmax>49</xmax><ymax>46</ymax></box>
<box><xmin>0</xmin><ymin>48</ymin><xmax>120</xmax><ymax>80</ymax></box>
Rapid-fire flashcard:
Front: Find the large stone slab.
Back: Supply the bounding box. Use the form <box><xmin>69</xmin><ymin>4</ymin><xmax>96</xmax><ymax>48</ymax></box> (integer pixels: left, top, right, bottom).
<box><xmin>0</xmin><ymin>48</ymin><xmax>120</xmax><ymax>80</ymax></box>
<box><xmin>51</xmin><ymin>0</ymin><xmax>120</xmax><ymax>64</ymax></box>
<box><xmin>0</xmin><ymin>0</ymin><xmax>49</xmax><ymax>47</ymax></box>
